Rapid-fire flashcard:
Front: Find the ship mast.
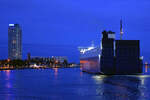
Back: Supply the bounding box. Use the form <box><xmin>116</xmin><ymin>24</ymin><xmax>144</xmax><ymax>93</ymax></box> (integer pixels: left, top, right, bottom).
<box><xmin>120</xmin><ymin>18</ymin><xmax>123</xmax><ymax>40</ymax></box>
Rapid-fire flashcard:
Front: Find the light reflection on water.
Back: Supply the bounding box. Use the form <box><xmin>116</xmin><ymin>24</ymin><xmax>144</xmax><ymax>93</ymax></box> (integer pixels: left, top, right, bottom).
<box><xmin>143</xmin><ymin>64</ymin><xmax>150</xmax><ymax>74</ymax></box>
<box><xmin>0</xmin><ymin>70</ymin><xmax>12</xmax><ymax>100</ymax></box>
<box><xmin>52</xmin><ymin>68</ymin><xmax>58</xmax><ymax>78</ymax></box>
<box><xmin>3</xmin><ymin>70</ymin><xmax>12</xmax><ymax>89</ymax></box>
<box><xmin>93</xmin><ymin>74</ymin><xmax>150</xmax><ymax>100</ymax></box>
<box><xmin>0</xmin><ymin>67</ymin><xmax>149</xmax><ymax>100</ymax></box>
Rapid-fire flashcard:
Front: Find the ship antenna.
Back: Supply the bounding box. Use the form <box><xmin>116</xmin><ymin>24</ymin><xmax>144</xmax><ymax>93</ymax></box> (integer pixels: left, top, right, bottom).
<box><xmin>120</xmin><ymin>18</ymin><xmax>123</xmax><ymax>40</ymax></box>
<box><xmin>91</xmin><ymin>41</ymin><xmax>94</xmax><ymax>47</ymax></box>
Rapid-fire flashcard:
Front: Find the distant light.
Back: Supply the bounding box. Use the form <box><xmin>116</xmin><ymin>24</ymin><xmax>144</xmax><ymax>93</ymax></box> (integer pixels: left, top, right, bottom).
<box><xmin>92</xmin><ymin>75</ymin><xmax>107</xmax><ymax>81</ymax></box>
<box><xmin>120</xmin><ymin>31</ymin><xmax>123</xmax><ymax>34</ymax></box>
<box><xmin>140</xmin><ymin>56</ymin><xmax>144</xmax><ymax>60</ymax></box>
<box><xmin>9</xmin><ymin>24</ymin><xmax>14</xmax><ymax>26</ymax></box>
<box><xmin>137</xmin><ymin>75</ymin><xmax>150</xmax><ymax>78</ymax></box>
<box><xmin>98</xmin><ymin>54</ymin><xmax>101</xmax><ymax>59</ymax></box>
<box><xmin>100</xmin><ymin>42</ymin><xmax>102</xmax><ymax>50</ymax></box>
<box><xmin>87</xmin><ymin>47</ymin><xmax>94</xmax><ymax>51</ymax></box>
<box><xmin>34</xmin><ymin>64</ymin><xmax>37</xmax><ymax>67</ymax></box>
<box><xmin>79</xmin><ymin>46</ymin><xmax>95</xmax><ymax>54</ymax></box>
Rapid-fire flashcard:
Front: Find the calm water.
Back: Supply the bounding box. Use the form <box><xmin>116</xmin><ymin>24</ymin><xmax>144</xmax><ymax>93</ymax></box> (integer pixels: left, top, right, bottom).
<box><xmin>0</xmin><ymin>67</ymin><xmax>150</xmax><ymax>100</ymax></box>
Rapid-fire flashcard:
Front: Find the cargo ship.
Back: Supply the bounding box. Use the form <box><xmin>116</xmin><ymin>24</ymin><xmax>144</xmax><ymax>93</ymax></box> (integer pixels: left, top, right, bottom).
<box><xmin>79</xmin><ymin>19</ymin><xmax>143</xmax><ymax>75</ymax></box>
<box><xmin>79</xmin><ymin>45</ymin><xmax>102</xmax><ymax>74</ymax></box>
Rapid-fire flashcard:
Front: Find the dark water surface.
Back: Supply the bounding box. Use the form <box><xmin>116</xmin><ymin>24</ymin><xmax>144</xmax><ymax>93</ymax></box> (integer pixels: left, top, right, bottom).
<box><xmin>0</xmin><ymin>68</ymin><xmax>150</xmax><ymax>100</ymax></box>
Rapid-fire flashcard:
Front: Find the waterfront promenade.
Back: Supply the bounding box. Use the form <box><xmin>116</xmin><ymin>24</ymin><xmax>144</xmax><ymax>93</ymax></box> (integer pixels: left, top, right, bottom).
<box><xmin>0</xmin><ymin>67</ymin><xmax>150</xmax><ymax>100</ymax></box>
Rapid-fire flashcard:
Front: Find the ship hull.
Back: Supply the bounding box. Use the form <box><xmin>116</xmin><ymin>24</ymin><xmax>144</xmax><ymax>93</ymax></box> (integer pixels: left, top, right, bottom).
<box><xmin>80</xmin><ymin>56</ymin><xmax>101</xmax><ymax>74</ymax></box>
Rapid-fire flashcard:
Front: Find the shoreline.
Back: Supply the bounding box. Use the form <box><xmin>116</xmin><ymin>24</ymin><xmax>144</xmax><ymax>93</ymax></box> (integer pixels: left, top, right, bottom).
<box><xmin>0</xmin><ymin>66</ymin><xmax>80</xmax><ymax>71</ymax></box>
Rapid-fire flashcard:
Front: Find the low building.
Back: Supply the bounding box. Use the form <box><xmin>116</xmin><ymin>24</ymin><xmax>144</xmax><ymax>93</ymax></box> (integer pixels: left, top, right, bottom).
<box><xmin>53</xmin><ymin>56</ymin><xmax>67</xmax><ymax>63</ymax></box>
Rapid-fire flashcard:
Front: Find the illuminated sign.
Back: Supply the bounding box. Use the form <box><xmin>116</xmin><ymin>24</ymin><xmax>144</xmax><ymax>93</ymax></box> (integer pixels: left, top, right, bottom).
<box><xmin>9</xmin><ymin>24</ymin><xmax>14</xmax><ymax>26</ymax></box>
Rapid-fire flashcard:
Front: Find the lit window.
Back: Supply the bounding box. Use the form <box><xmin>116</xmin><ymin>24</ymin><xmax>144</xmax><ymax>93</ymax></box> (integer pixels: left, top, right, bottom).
<box><xmin>12</xmin><ymin>40</ymin><xmax>16</xmax><ymax>44</ymax></box>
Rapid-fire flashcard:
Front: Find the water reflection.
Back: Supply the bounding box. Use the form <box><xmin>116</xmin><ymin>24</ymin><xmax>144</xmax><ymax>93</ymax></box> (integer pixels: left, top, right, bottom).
<box><xmin>145</xmin><ymin>64</ymin><xmax>148</xmax><ymax>73</ymax></box>
<box><xmin>5</xmin><ymin>70</ymin><xmax>10</xmax><ymax>80</ymax></box>
<box><xmin>143</xmin><ymin>64</ymin><xmax>150</xmax><ymax>74</ymax></box>
<box><xmin>4</xmin><ymin>70</ymin><xmax>12</xmax><ymax>88</ymax></box>
<box><xmin>53</xmin><ymin>68</ymin><xmax>58</xmax><ymax>78</ymax></box>
<box><xmin>92</xmin><ymin>75</ymin><xmax>150</xmax><ymax>100</ymax></box>
<box><xmin>80</xmin><ymin>71</ymin><xmax>83</xmax><ymax>77</ymax></box>
<box><xmin>0</xmin><ymin>68</ymin><xmax>150</xmax><ymax>100</ymax></box>
<box><xmin>2</xmin><ymin>70</ymin><xmax>12</xmax><ymax>100</ymax></box>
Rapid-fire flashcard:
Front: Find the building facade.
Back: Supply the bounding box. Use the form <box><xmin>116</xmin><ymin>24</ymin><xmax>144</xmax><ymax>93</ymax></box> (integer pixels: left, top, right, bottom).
<box><xmin>8</xmin><ymin>24</ymin><xmax>22</xmax><ymax>60</ymax></box>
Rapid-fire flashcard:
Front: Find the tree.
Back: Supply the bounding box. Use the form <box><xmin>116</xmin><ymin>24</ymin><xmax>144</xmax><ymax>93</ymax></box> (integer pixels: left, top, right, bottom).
<box><xmin>63</xmin><ymin>59</ymin><xmax>68</xmax><ymax>67</ymax></box>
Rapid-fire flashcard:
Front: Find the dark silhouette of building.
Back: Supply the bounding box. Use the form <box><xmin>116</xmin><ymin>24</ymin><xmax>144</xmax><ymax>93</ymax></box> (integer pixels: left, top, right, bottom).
<box><xmin>8</xmin><ymin>24</ymin><xmax>22</xmax><ymax>60</ymax></box>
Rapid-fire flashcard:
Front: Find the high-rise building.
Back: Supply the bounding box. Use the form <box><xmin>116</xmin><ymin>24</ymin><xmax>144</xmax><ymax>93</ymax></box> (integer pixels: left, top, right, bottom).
<box><xmin>8</xmin><ymin>24</ymin><xmax>22</xmax><ymax>60</ymax></box>
<box><xmin>27</xmin><ymin>53</ymin><xmax>31</xmax><ymax>61</ymax></box>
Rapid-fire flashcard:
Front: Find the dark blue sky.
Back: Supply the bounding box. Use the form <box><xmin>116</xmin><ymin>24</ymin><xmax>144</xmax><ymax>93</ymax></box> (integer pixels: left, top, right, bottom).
<box><xmin>0</xmin><ymin>0</ymin><xmax>150</xmax><ymax>62</ymax></box>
